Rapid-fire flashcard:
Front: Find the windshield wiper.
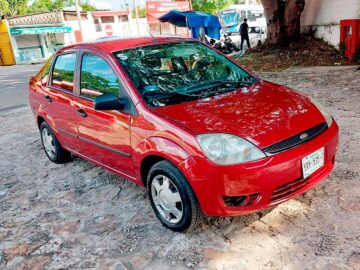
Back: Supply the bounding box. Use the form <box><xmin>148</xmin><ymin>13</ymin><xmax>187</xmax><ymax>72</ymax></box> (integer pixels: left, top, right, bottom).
<box><xmin>177</xmin><ymin>79</ymin><xmax>255</xmax><ymax>95</ymax></box>
<box><xmin>216</xmin><ymin>80</ymin><xmax>255</xmax><ymax>86</ymax></box>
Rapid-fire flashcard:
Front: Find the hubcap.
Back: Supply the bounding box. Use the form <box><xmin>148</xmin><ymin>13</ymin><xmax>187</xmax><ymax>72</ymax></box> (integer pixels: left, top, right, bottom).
<box><xmin>42</xmin><ymin>128</ymin><xmax>56</xmax><ymax>159</ymax></box>
<box><xmin>151</xmin><ymin>175</ymin><xmax>183</xmax><ymax>223</ymax></box>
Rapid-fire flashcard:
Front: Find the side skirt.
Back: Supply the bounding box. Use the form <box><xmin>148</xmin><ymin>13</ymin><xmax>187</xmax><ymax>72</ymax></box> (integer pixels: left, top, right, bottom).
<box><xmin>63</xmin><ymin>146</ymin><xmax>142</xmax><ymax>186</ymax></box>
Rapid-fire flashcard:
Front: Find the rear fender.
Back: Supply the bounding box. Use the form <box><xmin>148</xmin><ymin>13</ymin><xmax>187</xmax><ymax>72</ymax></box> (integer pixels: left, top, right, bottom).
<box><xmin>36</xmin><ymin>104</ymin><xmax>57</xmax><ymax>134</ymax></box>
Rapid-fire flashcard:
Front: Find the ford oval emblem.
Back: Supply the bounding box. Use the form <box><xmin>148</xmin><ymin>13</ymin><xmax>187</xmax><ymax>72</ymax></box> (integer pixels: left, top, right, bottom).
<box><xmin>300</xmin><ymin>133</ymin><xmax>309</xmax><ymax>140</ymax></box>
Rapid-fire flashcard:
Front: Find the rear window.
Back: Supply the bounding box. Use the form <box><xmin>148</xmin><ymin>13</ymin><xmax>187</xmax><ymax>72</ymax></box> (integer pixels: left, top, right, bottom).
<box><xmin>51</xmin><ymin>53</ymin><xmax>76</xmax><ymax>92</ymax></box>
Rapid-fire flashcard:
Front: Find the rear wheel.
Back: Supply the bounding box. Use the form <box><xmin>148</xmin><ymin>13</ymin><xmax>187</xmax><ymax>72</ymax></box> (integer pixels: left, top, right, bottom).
<box><xmin>147</xmin><ymin>160</ymin><xmax>203</xmax><ymax>232</ymax></box>
<box><xmin>40</xmin><ymin>121</ymin><xmax>71</xmax><ymax>163</ymax></box>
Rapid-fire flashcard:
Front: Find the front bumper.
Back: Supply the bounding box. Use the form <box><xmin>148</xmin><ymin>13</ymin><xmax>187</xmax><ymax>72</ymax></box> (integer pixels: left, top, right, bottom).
<box><xmin>179</xmin><ymin>121</ymin><xmax>339</xmax><ymax>216</ymax></box>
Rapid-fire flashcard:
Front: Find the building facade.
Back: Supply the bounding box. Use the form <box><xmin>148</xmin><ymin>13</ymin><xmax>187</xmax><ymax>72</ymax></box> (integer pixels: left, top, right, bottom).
<box><xmin>92</xmin><ymin>10</ymin><xmax>131</xmax><ymax>37</ymax></box>
<box><xmin>301</xmin><ymin>0</ymin><xmax>360</xmax><ymax>47</ymax></box>
<box><xmin>8</xmin><ymin>11</ymin><xmax>74</xmax><ymax>64</ymax></box>
<box><xmin>3</xmin><ymin>9</ymin><xmax>133</xmax><ymax>65</ymax></box>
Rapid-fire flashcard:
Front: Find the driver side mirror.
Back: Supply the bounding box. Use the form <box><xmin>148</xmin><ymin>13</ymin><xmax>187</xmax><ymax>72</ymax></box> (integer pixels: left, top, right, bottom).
<box><xmin>93</xmin><ymin>93</ymin><xmax>126</xmax><ymax>111</ymax></box>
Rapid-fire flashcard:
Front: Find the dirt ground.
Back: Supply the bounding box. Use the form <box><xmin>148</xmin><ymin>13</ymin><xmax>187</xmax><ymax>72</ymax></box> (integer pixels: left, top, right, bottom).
<box><xmin>234</xmin><ymin>37</ymin><xmax>356</xmax><ymax>72</ymax></box>
<box><xmin>0</xmin><ymin>65</ymin><xmax>360</xmax><ymax>270</ymax></box>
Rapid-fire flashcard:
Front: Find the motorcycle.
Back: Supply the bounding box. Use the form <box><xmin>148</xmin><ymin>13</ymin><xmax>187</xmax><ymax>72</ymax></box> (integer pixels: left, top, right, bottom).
<box><xmin>206</xmin><ymin>33</ymin><xmax>240</xmax><ymax>54</ymax></box>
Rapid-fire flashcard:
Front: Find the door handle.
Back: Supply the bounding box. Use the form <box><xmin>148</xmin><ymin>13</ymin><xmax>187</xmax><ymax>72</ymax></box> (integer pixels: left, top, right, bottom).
<box><xmin>44</xmin><ymin>95</ymin><xmax>52</xmax><ymax>103</ymax></box>
<box><xmin>76</xmin><ymin>108</ymin><xmax>87</xmax><ymax>118</ymax></box>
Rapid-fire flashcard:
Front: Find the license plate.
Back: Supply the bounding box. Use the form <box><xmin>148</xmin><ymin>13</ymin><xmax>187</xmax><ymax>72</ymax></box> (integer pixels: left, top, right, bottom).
<box><xmin>302</xmin><ymin>148</ymin><xmax>325</xmax><ymax>179</ymax></box>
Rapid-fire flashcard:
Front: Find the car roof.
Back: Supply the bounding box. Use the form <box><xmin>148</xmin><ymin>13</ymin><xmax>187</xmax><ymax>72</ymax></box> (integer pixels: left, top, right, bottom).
<box><xmin>58</xmin><ymin>35</ymin><xmax>193</xmax><ymax>54</ymax></box>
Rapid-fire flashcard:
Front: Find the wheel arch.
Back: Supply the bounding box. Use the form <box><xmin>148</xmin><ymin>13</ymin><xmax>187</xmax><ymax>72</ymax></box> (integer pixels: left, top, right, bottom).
<box><xmin>136</xmin><ymin>136</ymin><xmax>192</xmax><ymax>187</ymax></box>
<box><xmin>37</xmin><ymin>115</ymin><xmax>46</xmax><ymax>129</ymax></box>
<box><xmin>140</xmin><ymin>155</ymin><xmax>166</xmax><ymax>187</ymax></box>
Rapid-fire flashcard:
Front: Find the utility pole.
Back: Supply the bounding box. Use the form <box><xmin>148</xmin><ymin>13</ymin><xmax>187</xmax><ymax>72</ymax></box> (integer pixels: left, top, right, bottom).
<box><xmin>75</xmin><ymin>0</ymin><xmax>84</xmax><ymax>41</ymax></box>
<box><xmin>132</xmin><ymin>0</ymin><xmax>140</xmax><ymax>35</ymax></box>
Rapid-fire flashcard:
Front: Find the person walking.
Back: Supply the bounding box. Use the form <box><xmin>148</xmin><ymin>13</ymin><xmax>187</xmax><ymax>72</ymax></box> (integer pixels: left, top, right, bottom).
<box><xmin>239</xmin><ymin>18</ymin><xmax>251</xmax><ymax>51</ymax></box>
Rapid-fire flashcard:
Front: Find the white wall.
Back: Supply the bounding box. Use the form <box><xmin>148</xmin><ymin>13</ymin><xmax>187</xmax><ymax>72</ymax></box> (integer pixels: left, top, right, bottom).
<box><xmin>129</xmin><ymin>18</ymin><xmax>151</xmax><ymax>36</ymax></box>
<box><xmin>301</xmin><ymin>0</ymin><xmax>360</xmax><ymax>47</ymax></box>
<box><xmin>63</xmin><ymin>12</ymin><xmax>97</xmax><ymax>43</ymax></box>
<box><xmin>93</xmin><ymin>18</ymin><xmax>150</xmax><ymax>39</ymax></box>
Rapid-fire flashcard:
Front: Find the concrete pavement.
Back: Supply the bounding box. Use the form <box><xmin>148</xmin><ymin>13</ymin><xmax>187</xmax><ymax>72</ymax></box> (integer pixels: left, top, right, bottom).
<box><xmin>0</xmin><ymin>64</ymin><xmax>41</xmax><ymax>111</ymax></box>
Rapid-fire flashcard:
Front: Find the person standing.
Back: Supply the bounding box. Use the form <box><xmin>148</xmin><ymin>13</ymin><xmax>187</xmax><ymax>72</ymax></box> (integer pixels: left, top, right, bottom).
<box><xmin>239</xmin><ymin>18</ymin><xmax>251</xmax><ymax>51</ymax></box>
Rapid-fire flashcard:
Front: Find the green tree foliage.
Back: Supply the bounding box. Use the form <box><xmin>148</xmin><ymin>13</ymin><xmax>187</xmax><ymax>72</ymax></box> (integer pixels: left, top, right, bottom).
<box><xmin>5</xmin><ymin>0</ymin><xmax>29</xmax><ymax>16</ymax></box>
<box><xmin>27</xmin><ymin>0</ymin><xmax>66</xmax><ymax>14</ymax></box>
<box><xmin>191</xmin><ymin>0</ymin><xmax>235</xmax><ymax>14</ymax></box>
<box><xmin>1</xmin><ymin>0</ymin><xmax>96</xmax><ymax>17</ymax></box>
<box><xmin>132</xmin><ymin>7</ymin><xmax>146</xmax><ymax>18</ymax></box>
<box><xmin>0</xmin><ymin>0</ymin><xmax>10</xmax><ymax>16</ymax></box>
<box><xmin>80</xmin><ymin>1</ymin><xmax>96</xmax><ymax>11</ymax></box>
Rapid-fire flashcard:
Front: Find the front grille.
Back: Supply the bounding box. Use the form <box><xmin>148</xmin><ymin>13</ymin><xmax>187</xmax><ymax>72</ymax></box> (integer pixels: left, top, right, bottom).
<box><xmin>270</xmin><ymin>178</ymin><xmax>310</xmax><ymax>202</ymax></box>
<box><xmin>262</xmin><ymin>122</ymin><xmax>328</xmax><ymax>154</ymax></box>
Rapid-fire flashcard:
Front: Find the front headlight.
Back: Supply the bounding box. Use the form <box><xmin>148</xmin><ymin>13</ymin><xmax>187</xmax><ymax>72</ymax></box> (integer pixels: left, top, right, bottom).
<box><xmin>196</xmin><ymin>133</ymin><xmax>266</xmax><ymax>165</ymax></box>
<box><xmin>310</xmin><ymin>98</ymin><xmax>333</xmax><ymax>127</ymax></box>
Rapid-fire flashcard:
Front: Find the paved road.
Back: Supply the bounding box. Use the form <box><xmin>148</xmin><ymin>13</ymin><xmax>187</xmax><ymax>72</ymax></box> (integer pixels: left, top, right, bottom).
<box><xmin>0</xmin><ymin>64</ymin><xmax>42</xmax><ymax>111</ymax></box>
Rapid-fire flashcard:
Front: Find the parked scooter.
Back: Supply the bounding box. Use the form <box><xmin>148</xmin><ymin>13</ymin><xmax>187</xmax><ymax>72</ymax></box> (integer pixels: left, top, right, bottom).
<box><xmin>207</xmin><ymin>33</ymin><xmax>239</xmax><ymax>54</ymax></box>
<box><xmin>222</xmin><ymin>33</ymin><xmax>240</xmax><ymax>54</ymax></box>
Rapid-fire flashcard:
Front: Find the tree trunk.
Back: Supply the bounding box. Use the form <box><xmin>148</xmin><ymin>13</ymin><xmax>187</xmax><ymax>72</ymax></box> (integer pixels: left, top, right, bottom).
<box><xmin>261</xmin><ymin>0</ymin><xmax>305</xmax><ymax>45</ymax></box>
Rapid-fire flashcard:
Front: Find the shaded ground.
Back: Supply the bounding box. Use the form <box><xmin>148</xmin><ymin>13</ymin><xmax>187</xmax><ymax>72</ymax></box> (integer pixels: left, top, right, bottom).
<box><xmin>233</xmin><ymin>37</ymin><xmax>356</xmax><ymax>72</ymax></box>
<box><xmin>0</xmin><ymin>66</ymin><xmax>360</xmax><ymax>269</ymax></box>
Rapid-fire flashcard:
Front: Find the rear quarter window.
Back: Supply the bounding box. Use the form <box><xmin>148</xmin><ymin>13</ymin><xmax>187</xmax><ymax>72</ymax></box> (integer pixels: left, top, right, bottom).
<box><xmin>35</xmin><ymin>56</ymin><xmax>53</xmax><ymax>85</ymax></box>
<box><xmin>51</xmin><ymin>53</ymin><xmax>76</xmax><ymax>92</ymax></box>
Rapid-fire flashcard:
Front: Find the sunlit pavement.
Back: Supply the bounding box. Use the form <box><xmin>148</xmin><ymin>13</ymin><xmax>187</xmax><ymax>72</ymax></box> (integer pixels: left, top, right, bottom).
<box><xmin>0</xmin><ymin>64</ymin><xmax>42</xmax><ymax>110</ymax></box>
<box><xmin>0</xmin><ymin>66</ymin><xmax>359</xmax><ymax>269</ymax></box>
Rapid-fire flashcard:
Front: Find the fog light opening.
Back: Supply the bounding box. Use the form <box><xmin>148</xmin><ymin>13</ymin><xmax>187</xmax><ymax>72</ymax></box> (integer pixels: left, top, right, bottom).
<box><xmin>223</xmin><ymin>195</ymin><xmax>248</xmax><ymax>207</ymax></box>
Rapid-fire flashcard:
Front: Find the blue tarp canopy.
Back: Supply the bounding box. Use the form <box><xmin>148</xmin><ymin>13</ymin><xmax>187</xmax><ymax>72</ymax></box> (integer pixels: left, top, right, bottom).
<box><xmin>159</xmin><ymin>10</ymin><xmax>221</xmax><ymax>40</ymax></box>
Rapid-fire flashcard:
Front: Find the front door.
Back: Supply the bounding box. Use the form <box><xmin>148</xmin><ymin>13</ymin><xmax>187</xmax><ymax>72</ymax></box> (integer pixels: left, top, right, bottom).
<box><xmin>45</xmin><ymin>52</ymin><xmax>81</xmax><ymax>152</ymax></box>
<box><xmin>73</xmin><ymin>52</ymin><xmax>134</xmax><ymax>179</ymax></box>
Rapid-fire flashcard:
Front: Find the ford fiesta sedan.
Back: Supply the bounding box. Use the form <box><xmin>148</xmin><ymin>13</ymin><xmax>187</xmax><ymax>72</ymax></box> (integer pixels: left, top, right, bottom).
<box><xmin>29</xmin><ymin>36</ymin><xmax>339</xmax><ymax>231</ymax></box>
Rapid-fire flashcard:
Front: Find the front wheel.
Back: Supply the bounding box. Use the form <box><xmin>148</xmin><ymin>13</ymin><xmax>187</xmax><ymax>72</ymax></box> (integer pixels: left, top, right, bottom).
<box><xmin>147</xmin><ymin>160</ymin><xmax>203</xmax><ymax>232</ymax></box>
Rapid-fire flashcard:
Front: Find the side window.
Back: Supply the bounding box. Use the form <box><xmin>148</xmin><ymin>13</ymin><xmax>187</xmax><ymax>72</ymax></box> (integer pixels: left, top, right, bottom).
<box><xmin>37</xmin><ymin>56</ymin><xmax>52</xmax><ymax>85</ymax></box>
<box><xmin>51</xmin><ymin>53</ymin><xmax>76</xmax><ymax>91</ymax></box>
<box><xmin>80</xmin><ymin>54</ymin><xmax>120</xmax><ymax>99</ymax></box>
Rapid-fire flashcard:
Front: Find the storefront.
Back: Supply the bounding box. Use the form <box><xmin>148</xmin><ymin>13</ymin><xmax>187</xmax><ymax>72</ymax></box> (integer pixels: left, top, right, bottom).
<box><xmin>4</xmin><ymin>9</ymin><xmax>147</xmax><ymax>65</ymax></box>
<box><xmin>10</xmin><ymin>26</ymin><xmax>72</xmax><ymax>63</ymax></box>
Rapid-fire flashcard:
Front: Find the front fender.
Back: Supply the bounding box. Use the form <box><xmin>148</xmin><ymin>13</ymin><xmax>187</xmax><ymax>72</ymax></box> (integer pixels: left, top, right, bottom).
<box><xmin>133</xmin><ymin>136</ymin><xmax>191</xmax><ymax>184</ymax></box>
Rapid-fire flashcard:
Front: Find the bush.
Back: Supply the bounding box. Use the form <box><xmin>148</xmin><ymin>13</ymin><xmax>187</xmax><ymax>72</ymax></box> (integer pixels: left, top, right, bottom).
<box><xmin>339</xmin><ymin>42</ymin><xmax>347</xmax><ymax>56</ymax></box>
<box><xmin>353</xmin><ymin>48</ymin><xmax>360</xmax><ymax>63</ymax></box>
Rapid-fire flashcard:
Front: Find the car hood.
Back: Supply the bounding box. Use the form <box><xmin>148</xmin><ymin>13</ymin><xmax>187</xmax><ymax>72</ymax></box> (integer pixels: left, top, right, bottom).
<box><xmin>152</xmin><ymin>81</ymin><xmax>326</xmax><ymax>149</ymax></box>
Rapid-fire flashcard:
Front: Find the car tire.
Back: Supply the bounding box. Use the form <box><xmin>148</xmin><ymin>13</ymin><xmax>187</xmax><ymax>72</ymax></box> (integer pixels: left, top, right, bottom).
<box><xmin>40</xmin><ymin>121</ymin><xmax>71</xmax><ymax>164</ymax></box>
<box><xmin>147</xmin><ymin>160</ymin><xmax>203</xmax><ymax>232</ymax></box>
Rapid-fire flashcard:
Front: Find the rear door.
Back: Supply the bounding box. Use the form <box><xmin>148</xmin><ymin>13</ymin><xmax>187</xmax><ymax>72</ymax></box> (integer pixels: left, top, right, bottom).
<box><xmin>44</xmin><ymin>52</ymin><xmax>81</xmax><ymax>152</ymax></box>
<box><xmin>73</xmin><ymin>52</ymin><xmax>134</xmax><ymax>179</ymax></box>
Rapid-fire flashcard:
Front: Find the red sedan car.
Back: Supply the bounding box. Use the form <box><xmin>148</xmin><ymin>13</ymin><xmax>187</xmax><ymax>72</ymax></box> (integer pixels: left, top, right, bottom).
<box><xmin>29</xmin><ymin>36</ymin><xmax>339</xmax><ymax>231</ymax></box>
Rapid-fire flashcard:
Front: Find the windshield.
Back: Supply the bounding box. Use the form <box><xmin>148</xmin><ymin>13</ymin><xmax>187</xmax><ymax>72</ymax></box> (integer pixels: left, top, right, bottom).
<box><xmin>219</xmin><ymin>10</ymin><xmax>240</xmax><ymax>26</ymax></box>
<box><xmin>114</xmin><ymin>41</ymin><xmax>257</xmax><ymax>108</ymax></box>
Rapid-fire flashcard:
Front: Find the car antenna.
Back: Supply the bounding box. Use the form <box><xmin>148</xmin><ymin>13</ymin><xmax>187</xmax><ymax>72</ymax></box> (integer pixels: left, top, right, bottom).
<box><xmin>145</xmin><ymin>26</ymin><xmax>158</xmax><ymax>42</ymax></box>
